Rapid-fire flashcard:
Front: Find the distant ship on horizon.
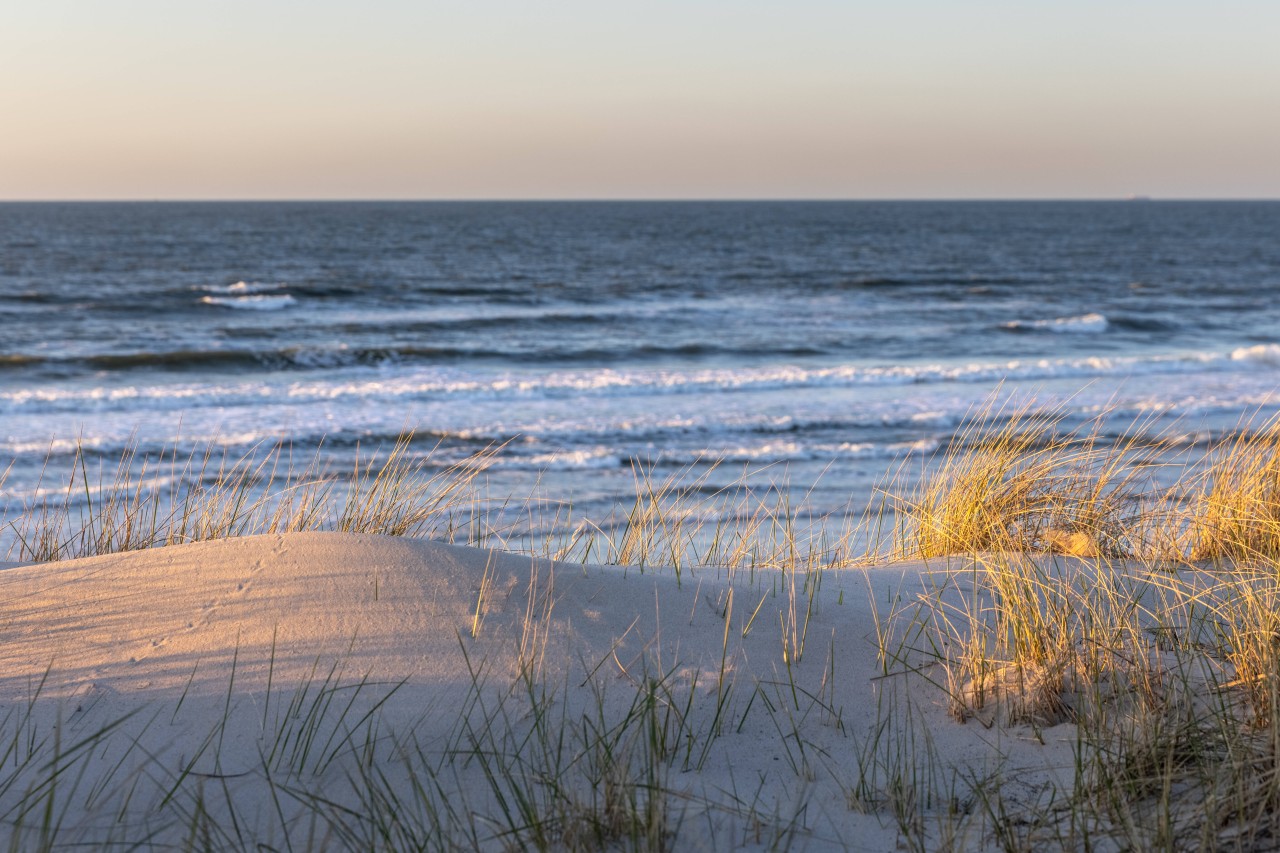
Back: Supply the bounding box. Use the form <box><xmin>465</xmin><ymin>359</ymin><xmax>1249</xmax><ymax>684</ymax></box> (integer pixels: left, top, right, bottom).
<box><xmin>1125</xmin><ymin>194</ymin><xmax>1152</xmax><ymax>201</ymax></box>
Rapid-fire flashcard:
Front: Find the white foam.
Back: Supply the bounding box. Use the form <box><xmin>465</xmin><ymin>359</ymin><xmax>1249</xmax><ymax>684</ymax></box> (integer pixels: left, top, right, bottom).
<box><xmin>1004</xmin><ymin>313</ymin><xmax>1109</xmax><ymax>334</ymax></box>
<box><xmin>1231</xmin><ymin>344</ymin><xmax>1280</xmax><ymax>366</ymax></box>
<box><xmin>498</xmin><ymin>448</ymin><xmax>623</xmax><ymax>471</ymax></box>
<box><xmin>201</xmin><ymin>294</ymin><xmax>296</xmax><ymax>311</ymax></box>
<box><xmin>649</xmin><ymin>437</ymin><xmax>940</xmax><ymax>468</ymax></box>
<box><xmin>202</xmin><ymin>281</ymin><xmax>286</xmax><ymax>295</ymax></box>
<box><xmin>0</xmin><ymin>347</ymin><xmax>1249</xmax><ymax>419</ymax></box>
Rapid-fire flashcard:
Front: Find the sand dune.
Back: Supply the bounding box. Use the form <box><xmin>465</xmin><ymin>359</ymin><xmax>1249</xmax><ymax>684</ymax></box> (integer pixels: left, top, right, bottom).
<box><xmin>0</xmin><ymin>532</ymin><xmax>1077</xmax><ymax>850</ymax></box>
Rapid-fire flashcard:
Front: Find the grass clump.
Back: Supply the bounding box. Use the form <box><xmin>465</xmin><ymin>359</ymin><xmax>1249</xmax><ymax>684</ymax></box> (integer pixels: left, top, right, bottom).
<box><xmin>1186</xmin><ymin>416</ymin><xmax>1280</xmax><ymax>564</ymax></box>
<box><xmin>336</xmin><ymin>435</ymin><xmax>500</xmax><ymax>538</ymax></box>
<box><xmin>871</xmin><ymin>546</ymin><xmax>1280</xmax><ymax>850</ymax></box>
<box><xmin>865</xmin><ymin>403</ymin><xmax>1280</xmax><ymax>848</ymax></box>
<box><xmin>892</xmin><ymin>401</ymin><xmax>1157</xmax><ymax>561</ymax></box>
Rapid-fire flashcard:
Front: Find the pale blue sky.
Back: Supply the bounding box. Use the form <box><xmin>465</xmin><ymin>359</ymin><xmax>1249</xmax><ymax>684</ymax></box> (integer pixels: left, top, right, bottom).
<box><xmin>2</xmin><ymin>1</ymin><xmax>1277</xmax><ymax>199</ymax></box>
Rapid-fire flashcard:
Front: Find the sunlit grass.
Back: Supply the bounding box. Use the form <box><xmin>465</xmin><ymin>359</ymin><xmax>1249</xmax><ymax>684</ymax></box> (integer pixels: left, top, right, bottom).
<box><xmin>1186</xmin><ymin>415</ymin><xmax>1280</xmax><ymax>564</ymax></box>
<box><xmin>886</xmin><ymin>399</ymin><xmax>1166</xmax><ymax>561</ymax></box>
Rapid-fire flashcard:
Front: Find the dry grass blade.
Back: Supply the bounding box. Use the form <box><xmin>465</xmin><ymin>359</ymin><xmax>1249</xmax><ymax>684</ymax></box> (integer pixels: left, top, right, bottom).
<box><xmin>894</xmin><ymin>398</ymin><xmax>1159</xmax><ymax>560</ymax></box>
<box><xmin>336</xmin><ymin>435</ymin><xmax>501</xmax><ymax>538</ymax></box>
<box><xmin>1185</xmin><ymin>416</ymin><xmax>1280</xmax><ymax>564</ymax></box>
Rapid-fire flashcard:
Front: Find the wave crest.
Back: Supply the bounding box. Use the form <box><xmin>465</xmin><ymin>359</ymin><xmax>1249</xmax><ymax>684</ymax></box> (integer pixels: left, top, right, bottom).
<box><xmin>1231</xmin><ymin>344</ymin><xmax>1280</xmax><ymax>366</ymax></box>
<box><xmin>1003</xmin><ymin>313</ymin><xmax>1109</xmax><ymax>334</ymax></box>
<box><xmin>201</xmin><ymin>294</ymin><xmax>296</xmax><ymax>311</ymax></box>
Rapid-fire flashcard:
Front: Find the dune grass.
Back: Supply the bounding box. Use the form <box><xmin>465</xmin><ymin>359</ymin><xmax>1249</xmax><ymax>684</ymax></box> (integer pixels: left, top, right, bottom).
<box><xmin>1186</xmin><ymin>415</ymin><xmax>1280</xmax><ymax>564</ymax></box>
<box><xmin>867</xmin><ymin>405</ymin><xmax>1280</xmax><ymax>850</ymax></box>
<box><xmin>7</xmin><ymin>406</ymin><xmax>1280</xmax><ymax>849</ymax></box>
<box><xmin>886</xmin><ymin>401</ymin><xmax>1169</xmax><ymax>561</ymax></box>
<box><xmin>3</xmin><ymin>435</ymin><xmax>500</xmax><ymax>563</ymax></box>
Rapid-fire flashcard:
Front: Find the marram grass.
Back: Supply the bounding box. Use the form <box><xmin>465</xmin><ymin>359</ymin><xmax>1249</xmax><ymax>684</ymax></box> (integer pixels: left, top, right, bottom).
<box><xmin>1186</xmin><ymin>415</ymin><xmax>1280</xmax><ymax>564</ymax></box>
<box><xmin>888</xmin><ymin>400</ymin><xmax>1166</xmax><ymax>561</ymax></box>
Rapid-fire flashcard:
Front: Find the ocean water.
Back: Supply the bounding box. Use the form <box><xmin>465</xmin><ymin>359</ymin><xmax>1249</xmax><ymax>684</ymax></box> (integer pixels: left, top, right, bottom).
<box><xmin>2</xmin><ymin>201</ymin><xmax>1279</xmax><ymax>547</ymax></box>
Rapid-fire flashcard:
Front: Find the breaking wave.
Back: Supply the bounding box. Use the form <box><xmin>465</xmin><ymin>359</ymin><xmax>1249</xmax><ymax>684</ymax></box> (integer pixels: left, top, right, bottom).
<box><xmin>0</xmin><ymin>346</ymin><xmax>1268</xmax><ymax>418</ymax></box>
<box><xmin>201</xmin><ymin>294</ymin><xmax>296</xmax><ymax>311</ymax></box>
<box><xmin>1002</xmin><ymin>313</ymin><xmax>1109</xmax><ymax>334</ymax></box>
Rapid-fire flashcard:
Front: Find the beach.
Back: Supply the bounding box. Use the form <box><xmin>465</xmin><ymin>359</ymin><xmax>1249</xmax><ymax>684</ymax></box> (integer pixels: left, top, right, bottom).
<box><xmin>6</xmin><ymin>0</ymin><xmax>1279</xmax><ymax>840</ymax></box>
<box><xmin>4</xmin><ymin>201</ymin><xmax>1280</xmax><ymax>849</ymax></box>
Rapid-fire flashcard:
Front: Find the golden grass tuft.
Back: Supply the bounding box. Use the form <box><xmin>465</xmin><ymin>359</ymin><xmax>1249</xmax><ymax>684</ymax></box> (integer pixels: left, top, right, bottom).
<box><xmin>1186</xmin><ymin>416</ymin><xmax>1280</xmax><ymax>564</ymax></box>
<box><xmin>893</xmin><ymin>401</ymin><xmax>1156</xmax><ymax>560</ymax></box>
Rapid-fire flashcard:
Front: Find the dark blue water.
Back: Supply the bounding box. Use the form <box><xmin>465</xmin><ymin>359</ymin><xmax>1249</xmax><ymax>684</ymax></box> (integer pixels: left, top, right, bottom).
<box><xmin>3</xmin><ymin>201</ymin><xmax>1279</xmax><ymax>539</ymax></box>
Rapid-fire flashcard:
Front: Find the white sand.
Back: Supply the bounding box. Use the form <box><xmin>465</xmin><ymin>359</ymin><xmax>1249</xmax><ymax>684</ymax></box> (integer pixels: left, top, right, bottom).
<box><xmin>0</xmin><ymin>532</ymin><xmax>1076</xmax><ymax>850</ymax></box>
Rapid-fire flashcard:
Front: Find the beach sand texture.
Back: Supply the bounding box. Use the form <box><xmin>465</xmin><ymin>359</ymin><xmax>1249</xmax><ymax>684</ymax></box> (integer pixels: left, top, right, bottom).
<box><xmin>0</xmin><ymin>531</ymin><xmax>1087</xmax><ymax>850</ymax></box>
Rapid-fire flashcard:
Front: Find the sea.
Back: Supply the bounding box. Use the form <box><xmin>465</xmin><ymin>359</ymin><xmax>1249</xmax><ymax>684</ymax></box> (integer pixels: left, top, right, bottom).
<box><xmin>2</xmin><ymin>201</ymin><xmax>1279</xmax><ymax>553</ymax></box>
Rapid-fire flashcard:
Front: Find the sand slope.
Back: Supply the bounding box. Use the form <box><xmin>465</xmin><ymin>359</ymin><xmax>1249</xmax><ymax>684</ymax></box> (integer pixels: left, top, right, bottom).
<box><xmin>0</xmin><ymin>532</ymin><xmax>1073</xmax><ymax>850</ymax></box>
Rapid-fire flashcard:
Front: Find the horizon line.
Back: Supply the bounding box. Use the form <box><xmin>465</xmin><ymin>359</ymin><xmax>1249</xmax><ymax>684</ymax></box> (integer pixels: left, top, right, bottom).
<box><xmin>3</xmin><ymin>196</ymin><xmax>1279</xmax><ymax>204</ymax></box>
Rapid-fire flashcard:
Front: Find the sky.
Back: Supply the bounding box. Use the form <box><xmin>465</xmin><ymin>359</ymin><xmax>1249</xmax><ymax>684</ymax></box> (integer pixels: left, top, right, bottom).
<box><xmin>2</xmin><ymin>1</ymin><xmax>1278</xmax><ymax>200</ymax></box>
